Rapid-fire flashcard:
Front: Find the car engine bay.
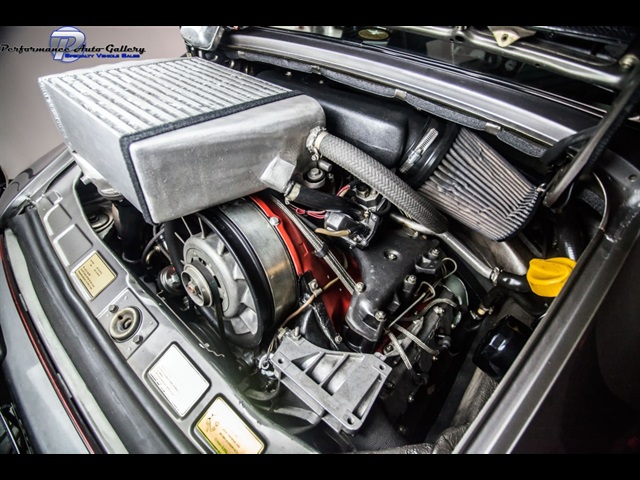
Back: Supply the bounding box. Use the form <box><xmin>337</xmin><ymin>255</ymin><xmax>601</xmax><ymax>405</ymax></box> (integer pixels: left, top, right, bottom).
<box><xmin>26</xmin><ymin>47</ymin><xmax>628</xmax><ymax>453</ymax></box>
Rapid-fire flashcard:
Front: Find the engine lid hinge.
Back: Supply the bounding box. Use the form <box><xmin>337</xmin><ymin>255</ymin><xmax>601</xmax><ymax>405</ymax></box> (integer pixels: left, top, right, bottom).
<box><xmin>180</xmin><ymin>26</ymin><xmax>248</xmax><ymax>52</ymax></box>
<box><xmin>488</xmin><ymin>26</ymin><xmax>536</xmax><ymax>47</ymax></box>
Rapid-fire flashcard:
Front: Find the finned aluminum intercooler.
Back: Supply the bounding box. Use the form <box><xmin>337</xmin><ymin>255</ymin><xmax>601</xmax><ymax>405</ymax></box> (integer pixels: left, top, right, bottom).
<box><xmin>39</xmin><ymin>57</ymin><xmax>325</xmax><ymax>223</ymax></box>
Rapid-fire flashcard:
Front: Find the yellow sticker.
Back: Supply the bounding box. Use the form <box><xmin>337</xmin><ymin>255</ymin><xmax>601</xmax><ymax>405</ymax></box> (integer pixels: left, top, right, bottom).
<box><xmin>196</xmin><ymin>397</ymin><xmax>265</xmax><ymax>454</ymax></box>
<box><xmin>73</xmin><ymin>252</ymin><xmax>116</xmax><ymax>298</ymax></box>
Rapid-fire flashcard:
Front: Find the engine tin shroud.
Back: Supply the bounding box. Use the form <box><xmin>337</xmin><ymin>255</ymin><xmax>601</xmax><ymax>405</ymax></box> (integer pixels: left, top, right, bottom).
<box><xmin>38</xmin><ymin>57</ymin><xmax>325</xmax><ymax>224</ymax></box>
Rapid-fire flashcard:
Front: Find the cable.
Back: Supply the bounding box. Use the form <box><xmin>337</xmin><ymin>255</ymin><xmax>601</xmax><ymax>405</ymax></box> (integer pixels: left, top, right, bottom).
<box><xmin>337</xmin><ymin>185</ymin><xmax>351</xmax><ymax>197</ymax></box>
<box><xmin>387</xmin><ymin>331</ymin><xmax>413</xmax><ymax>370</ymax></box>
<box><xmin>392</xmin><ymin>323</ymin><xmax>440</xmax><ymax>356</ymax></box>
<box><xmin>283</xmin><ymin>277</ymin><xmax>341</xmax><ymax>326</ymax></box>
<box><xmin>269</xmin><ymin>194</ymin><xmax>357</xmax><ymax>294</ymax></box>
<box><xmin>0</xmin><ymin>406</ymin><xmax>22</xmax><ymax>454</ymax></box>
<box><xmin>314</xmin><ymin>227</ymin><xmax>351</xmax><ymax>237</ymax></box>
<box><xmin>268</xmin><ymin>276</ymin><xmax>341</xmax><ymax>354</ymax></box>
<box><xmin>387</xmin><ymin>281</ymin><xmax>436</xmax><ymax>329</ymax></box>
<box><xmin>439</xmin><ymin>257</ymin><xmax>458</xmax><ymax>283</ymax></box>
<box><xmin>416</xmin><ymin>297</ymin><xmax>459</xmax><ymax>318</ymax></box>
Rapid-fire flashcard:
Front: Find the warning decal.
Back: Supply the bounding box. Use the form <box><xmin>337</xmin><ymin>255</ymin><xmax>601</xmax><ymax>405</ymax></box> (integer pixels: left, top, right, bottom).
<box><xmin>196</xmin><ymin>397</ymin><xmax>265</xmax><ymax>454</ymax></box>
<box><xmin>73</xmin><ymin>251</ymin><xmax>116</xmax><ymax>298</ymax></box>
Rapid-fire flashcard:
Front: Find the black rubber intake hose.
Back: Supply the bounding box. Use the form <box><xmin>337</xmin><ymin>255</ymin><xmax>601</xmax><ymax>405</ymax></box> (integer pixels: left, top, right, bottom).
<box><xmin>495</xmin><ymin>271</ymin><xmax>531</xmax><ymax>293</ymax></box>
<box><xmin>307</xmin><ymin>127</ymin><xmax>448</xmax><ymax>234</ymax></box>
<box><xmin>555</xmin><ymin>207</ymin><xmax>585</xmax><ymax>261</ymax></box>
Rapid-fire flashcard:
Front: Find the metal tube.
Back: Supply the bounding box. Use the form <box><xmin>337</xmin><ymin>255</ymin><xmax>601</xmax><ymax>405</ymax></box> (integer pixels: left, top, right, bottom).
<box><xmin>544</xmin><ymin>64</ymin><xmax>640</xmax><ymax>207</ymax></box>
<box><xmin>389</xmin><ymin>212</ymin><xmax>495</xmax><ymax>279</ymax></box>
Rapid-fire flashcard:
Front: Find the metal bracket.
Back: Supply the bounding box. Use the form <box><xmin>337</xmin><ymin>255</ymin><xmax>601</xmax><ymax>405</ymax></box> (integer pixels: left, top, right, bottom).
<box><xmin>488</xmin><ymin>26</ymin><xmax>536</xmax><ymax>47</ymax></box>
<box><xmin>271</xmin><ymin>330</ymin><xmax>391</xmax><ymax>433</ymax></box>
<box><xmin>180</xmin><ymin>26</ymin><xmax>226</xmax><ymax>51</ymax></box>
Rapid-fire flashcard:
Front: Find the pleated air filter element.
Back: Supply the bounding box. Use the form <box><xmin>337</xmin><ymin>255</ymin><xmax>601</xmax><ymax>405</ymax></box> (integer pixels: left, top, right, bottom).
<box><xmin>417</xmin><ymin>128</ymin><xmax>539</xmax><ymax>241</ymax></box>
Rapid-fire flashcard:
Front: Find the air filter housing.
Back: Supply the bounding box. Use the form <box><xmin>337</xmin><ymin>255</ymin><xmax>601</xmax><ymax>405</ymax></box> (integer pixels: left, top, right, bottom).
<box><xmin>39</xmin><ymin>57</ymin><xmax>325</xmax><ymax>223</ymax></box>
<box><xmin>416</xmin><ymin>128</ymin><xmax>539</xmax><ymax>241</ymax></box>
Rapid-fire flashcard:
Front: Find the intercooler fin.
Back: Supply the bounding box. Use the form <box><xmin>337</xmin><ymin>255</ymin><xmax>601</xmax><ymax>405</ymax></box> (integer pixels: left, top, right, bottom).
<box><xmin>418</xmin><ymin>128</ymin><xmax>539</xmax><ymax>241</ymax></box>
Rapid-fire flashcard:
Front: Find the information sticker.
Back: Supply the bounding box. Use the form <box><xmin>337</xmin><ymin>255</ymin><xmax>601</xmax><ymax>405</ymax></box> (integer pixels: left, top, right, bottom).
<box><xmin>148</xmin><ymin>344</ymin><xmax>209</xmax><ymax>417</ymax></box>
<box><xmin>196</xmin><ymin>397</ymin><xmax>265</xmax><ymax>454</ymax></box>
<box><xmin>73</xmin><ymin>251</ymin><xmax>116</xmax><ymax>298</ymax></box>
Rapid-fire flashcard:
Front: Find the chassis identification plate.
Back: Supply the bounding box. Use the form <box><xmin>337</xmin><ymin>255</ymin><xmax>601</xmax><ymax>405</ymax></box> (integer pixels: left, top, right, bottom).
<box><xmin>73</xmin><ymin>252</ymin><xmax>116</xmax><ymax>298</ymax></box>
<box><xmin>196</xmin><ymin>397</ymin><xmax>264</xmax><ymax>454</ymax></box>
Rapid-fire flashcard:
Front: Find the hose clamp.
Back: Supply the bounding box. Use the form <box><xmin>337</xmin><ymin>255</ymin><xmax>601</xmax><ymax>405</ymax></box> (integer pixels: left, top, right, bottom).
<box><xmin>490</xmin><ymin>267</ymin><xmax>502</xmax><ymax>284</ymax></box>
<box><xmin>306</xmin><ymin>126</ymin><xmax>328</xmax><ymax>160</ymax></box>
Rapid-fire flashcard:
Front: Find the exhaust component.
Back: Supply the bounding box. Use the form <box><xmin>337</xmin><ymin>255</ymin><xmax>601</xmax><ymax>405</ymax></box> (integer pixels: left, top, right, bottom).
<box><xmin>39</xmin><ymin>57</ymin><xmax>325</xmax><ymax>224</ymax></box>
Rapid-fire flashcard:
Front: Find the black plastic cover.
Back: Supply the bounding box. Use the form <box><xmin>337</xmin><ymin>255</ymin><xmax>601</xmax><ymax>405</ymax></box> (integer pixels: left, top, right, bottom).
<box><xmin>257</xmin><ymin>70</ymin><xmax>428</xmax><ymax>168</ymax></box>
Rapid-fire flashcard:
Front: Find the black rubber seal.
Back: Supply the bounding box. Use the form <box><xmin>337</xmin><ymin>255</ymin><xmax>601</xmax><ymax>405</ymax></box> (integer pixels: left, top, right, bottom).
<box><xmin>7</xmin><ymin>208</ymin><xmax>199</xmax><ymax>453</ymax></box>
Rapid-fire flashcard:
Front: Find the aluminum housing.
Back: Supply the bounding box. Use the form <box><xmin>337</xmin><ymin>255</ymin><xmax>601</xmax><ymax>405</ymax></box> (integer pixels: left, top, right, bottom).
<box><xmin>38</xmin><ymin>57</ymin><xmax>325</xmax><ymax>223</ymax></box>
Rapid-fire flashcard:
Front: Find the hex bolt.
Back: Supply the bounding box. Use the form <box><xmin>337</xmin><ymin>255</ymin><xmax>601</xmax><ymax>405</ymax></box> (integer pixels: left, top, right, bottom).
<box><xmin>375</xmin><ymin>310</ymin><xmax>387</xmax><ymax>321</ymax></box>
<box><xmin>269</xmin><ymin>217</ymin><xmax>280</xmax><ymax>226</ymax></box>
<box><xmin>133</xmin><ymin>335</ymin><xmax>143</xmax><ymax>345</ymax></box>
<box><xmin>334</xmin><ymin>334</ymin><xmax>342</xmax><ymax>344</ymax></box>
<box><xmin>355</xmin><ymin>282</ymin><xmax>366</xmax><ymax>293</ymax></box>
<box><xmin>406</xmin><ymin>274</ymin><xmax>417</xmax><ymax>284</ymax></box>
<box><xmin>109</xmin><ymin>304</ymin><xmax>118</xmax><ymax>313</ymax></box>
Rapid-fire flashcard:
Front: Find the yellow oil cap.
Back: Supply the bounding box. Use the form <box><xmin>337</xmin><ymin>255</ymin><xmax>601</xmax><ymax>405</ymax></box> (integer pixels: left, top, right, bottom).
<box><xmin>527</xmin><ymin>257</ymin><xmax>576</xmax><ymax>297</ymax></box>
